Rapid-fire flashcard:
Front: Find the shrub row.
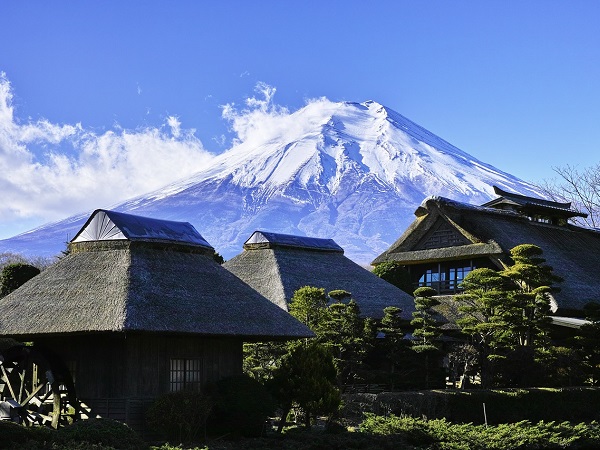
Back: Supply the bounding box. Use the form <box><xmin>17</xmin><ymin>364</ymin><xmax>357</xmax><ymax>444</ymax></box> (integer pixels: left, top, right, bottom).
<box><xmin>0</xmin><ymin>418</ymin><xmax>145</xmax><ymax>449</ymax></box>
<box><xmin>4</xmin><ymin>414</ymin><xmax>600</xmax><ymax>449</ymax></box>
<box><xmin>344</xmin><ymin>387</ymin><xmax>600</xmax><ymax>425</ymax></box>
<box><xmin>359</xmin><ymin>414</ymin><xmax>600</xmax><ymax>450</ymax></box>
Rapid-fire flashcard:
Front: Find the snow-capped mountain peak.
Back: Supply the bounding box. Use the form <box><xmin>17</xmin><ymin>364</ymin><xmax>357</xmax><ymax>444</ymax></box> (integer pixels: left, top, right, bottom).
<box><xmin>0</xmin><ymin>100</ymin><xmax>542</xmax><ymax>263</ymax></box>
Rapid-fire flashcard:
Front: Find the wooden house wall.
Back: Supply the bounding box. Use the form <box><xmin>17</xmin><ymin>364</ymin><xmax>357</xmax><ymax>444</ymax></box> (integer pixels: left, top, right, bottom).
<box><xmin>40</xmin><ymin>333</ymin><xmax>243</xmax><ymax>400</ymax></box>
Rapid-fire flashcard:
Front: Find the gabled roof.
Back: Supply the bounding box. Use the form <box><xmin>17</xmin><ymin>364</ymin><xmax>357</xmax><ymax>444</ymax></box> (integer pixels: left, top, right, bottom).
<box><xmin>244</xmin><ymin>230</ymin><xmax>344</xmax><ymax>253</ymax></box>
<box><xmin>0</xmin><ymin>212</ymin><xmax>313</xmax><ymax>340</ymax></box>
<box><xmin>225</xmin><ymin>232</ymin><xmax>415</xmax><ymax>320</ymax></box>
<box><xmin>71</xmin><ymin>209</ymin><xmax>213</xmax><ymax>249</ymax></box>
<box><xmin>373</xmin><ymin>196</ymin><xmax>600</xmax><ymax>312</ymax></box>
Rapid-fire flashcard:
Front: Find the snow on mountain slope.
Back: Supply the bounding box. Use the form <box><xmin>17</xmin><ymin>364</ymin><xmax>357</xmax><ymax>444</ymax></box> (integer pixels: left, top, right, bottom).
<box><xmin>0</xmin><ymin>99</ymin><xmax>542</xmax><ymax>264</ymax></box>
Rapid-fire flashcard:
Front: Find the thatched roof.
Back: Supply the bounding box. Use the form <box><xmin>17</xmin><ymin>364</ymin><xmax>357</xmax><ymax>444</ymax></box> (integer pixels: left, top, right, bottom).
<box><xmin>373</xmin><ymin>196</ymin><xmax>600</xmax><ymax>313</ymax></box>
<box><xmin>224</xmin><ymin>231</ymin><xmax>415</xmax><ymax>320</ymax></box>
<box><xmin>0</xmin><ymin>212</ymin><xmax>313</xmax><ymax>340</ymax></box>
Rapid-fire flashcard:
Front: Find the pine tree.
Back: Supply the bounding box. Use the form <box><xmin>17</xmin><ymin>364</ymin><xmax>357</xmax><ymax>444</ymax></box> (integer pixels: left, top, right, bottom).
<box><xmin>288</xmin><ymin>286</ymin><xmax>329</xmax><ymax>332</ymax></box>
<box><xmin>500</xmin><ymin>244</ymin><xmax>559</xmax><ymax>350</ymax></box>
<box><xmin>379</xmin><ymin>306</ymin><xmax>405</xmax><ymax>390</ymax></box>
<box><xmin>454</xmin><ymin>268</ymin><xmax>510</xmax><ymax>387</ymax></box>
<box><xmin>270</xmin><ymin>342</ymin><xmax>340</xmax><ymax>432</ymax></box>
<box><xmin>575</xmin><ymin>302</ymin><xmax>600</xmax><ymax>385</ymax></box>
<box><xmin>455</xmin><ymin>244</ymin><xmax>561</xmax><ymax>387</ymax></box>
<box><xmin>411</xmin><ymin>286</ymin><xmax>442</xmax><ymax>388</ymax></box>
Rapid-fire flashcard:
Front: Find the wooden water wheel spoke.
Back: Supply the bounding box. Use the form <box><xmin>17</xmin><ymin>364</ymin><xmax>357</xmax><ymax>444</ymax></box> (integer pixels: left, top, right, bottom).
<box><xmin>0</xmin><ymin>344</ymin><xmax>83</xmax><ymax>428</ymax></box>
<box><xmin>1</xmin><ymin>364</ymin><xmax>18</xmax><ymax>400</ymax></box>
<box><xmin>20</xmin><ymin>382</ymin><xmax>46</xmax><ymax>408</ymax></box>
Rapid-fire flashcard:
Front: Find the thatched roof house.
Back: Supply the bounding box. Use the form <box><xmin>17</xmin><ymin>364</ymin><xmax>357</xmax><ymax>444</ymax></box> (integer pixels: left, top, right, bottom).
<box><xmin>0</xmin><ymin>210</ymin><xmax>312</xmax><ymax>432</ymax></box>
<box><xmin>223</xmin><ymin>231</ymin><xmax>415</xmax><ymax>320</ymax></box>
<box><xmin>372</xmin><ymin>187</ymin><xmax>600</xmax><ymax>315</ymax></box>
<box><xmin>0</xmin><ymin>209</ymin><xmax>312</xmax><ymax>340</ymax></box>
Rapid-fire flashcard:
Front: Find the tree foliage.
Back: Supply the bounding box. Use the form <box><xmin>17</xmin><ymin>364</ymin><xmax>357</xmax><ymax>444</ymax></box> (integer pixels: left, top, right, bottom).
<box><xmin>288</xmin><ymin>286</ymin><xmax>329</xmax><ymax>332</ymax></box>
<box><xmin>379</xmin><ymin>306</ymin><xmax>405</xmax><ymax>389</ymax></box>
<box><xmin>501</xmin><ymin>244</ymin><xmax>559</xmax><ymax>350</ymax></box>
<box><xmin>270</xmin><ymin>342</ymin><xmax>340</xmax><ymax>431</ymax></box>
<box><xmin>0</xmin><ymin>262</ymin><xmax>41</xmax><ymax>297</ymax></box>
<box><xmin>319</xmin><ymin>299</ymin><xmax>376</xmax><ymax>387</ymax></box>
<box><xmin>455</xmin><ymin>244</ymin><xmax>560</xmax><ymax>387</ymax></box>
<box><xmin>372</xmin><ymin>261</ymin><xmax>413</xmax><ymax>294</ymax></box>
<box><xmin>411</xmin><ymin>287</ymin><xmax>441</xmax><ymax>353</ymax></box>
<box><xmin>574</xmin><ymin>302</ymin><xmax>600</xmax><ymax>385</ymax></box>
<box><xmin>454</xmin><ymin>267</ymin><xmax>510</xmax><ymax>387</ymax></box>
<box><xmin>410</xmin><ymin>287</ymin><xmax>442</xmax><ymax>388</ymax></box>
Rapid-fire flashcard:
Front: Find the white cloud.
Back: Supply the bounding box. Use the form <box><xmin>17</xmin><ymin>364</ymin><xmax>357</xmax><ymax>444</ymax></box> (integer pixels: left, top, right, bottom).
<box><xmin>221</xmin><ymin>82</ymin><xmax>290</xmax><ymax>145</ymax></box>
<box><xmin>0</xmin><ymin>73</ymin><xmax>214</xmax><ymax>237</ymax></box>
<box><xmin>166</xmin><ymin>115</ymin><xmax>181</xmax><ymax>138</ymax></box>
<box><xmin>221</xmin><ymin>82</ymin><xmax>335</xmax><ymax>149</ymax></box>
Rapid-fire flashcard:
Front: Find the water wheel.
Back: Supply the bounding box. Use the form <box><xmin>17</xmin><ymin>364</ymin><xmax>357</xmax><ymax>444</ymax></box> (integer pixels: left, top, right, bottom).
<box><xmin>0</xmin><ymin>342</ymin><xmax>84</xmax><ymax>428</ymax></box>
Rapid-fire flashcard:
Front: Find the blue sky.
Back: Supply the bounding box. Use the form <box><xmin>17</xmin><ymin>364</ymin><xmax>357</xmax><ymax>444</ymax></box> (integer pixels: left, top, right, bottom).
<box><xmin>1</xmin><ymin>1</ymin><xmax>599</xmax><ymax>239</ymax></box>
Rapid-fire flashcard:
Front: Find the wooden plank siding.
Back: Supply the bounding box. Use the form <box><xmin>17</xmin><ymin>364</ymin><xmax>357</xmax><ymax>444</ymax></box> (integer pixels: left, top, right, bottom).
<box><xmin>38</xmin><ymin>332</ymin><xmax>242</xmax><ymax>433</ymax></box>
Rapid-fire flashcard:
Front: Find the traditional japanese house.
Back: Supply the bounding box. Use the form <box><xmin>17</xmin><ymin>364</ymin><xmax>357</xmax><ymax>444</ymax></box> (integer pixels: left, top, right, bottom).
<box><xmin>0</xmin><ymin>210</ymin><xmax>312</xmax><ymax>431</ymax></box>
<box><xmin>372</xmin><ymin>186</ymin><xmax>599</xmax><ymax>317</ymax></box>
<box><xmin>223</xmin><ymin>230</ymin><xmax>415</xmax><ymax>319</ymax></box>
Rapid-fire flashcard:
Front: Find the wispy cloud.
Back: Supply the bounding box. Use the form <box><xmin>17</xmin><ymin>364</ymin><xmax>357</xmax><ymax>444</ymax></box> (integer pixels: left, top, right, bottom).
<box><xmin>221</xmin><ymin>81</ymin><xmax>334</xmax><ymax>149</ymax></box>
<box><xmin>0</xmin><ymin>73</ymin><xmax>214</xmax><ymax>236</ymax></box>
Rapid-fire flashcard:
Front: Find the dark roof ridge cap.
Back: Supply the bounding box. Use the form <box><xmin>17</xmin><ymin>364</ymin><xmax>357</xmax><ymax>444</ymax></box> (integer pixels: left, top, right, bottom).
<box><xmin>244</xmin><ymin>230</ymin><xmax>344</xmax><ymax>253</ymax></box>
<box><xmin>492</xmin><ymin>185</ymin><xmax>572</xmax><ymax>208</ymax></box>
<box><xmin>72</xmin><ymin>209</ymin><xmax>214</xmax><ymax>249</ymax></box>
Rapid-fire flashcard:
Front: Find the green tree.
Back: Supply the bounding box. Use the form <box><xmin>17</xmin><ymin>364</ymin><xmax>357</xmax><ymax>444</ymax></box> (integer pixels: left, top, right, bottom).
<box><xmin>574</xmin><ymin>302</ymin><xmax>600</xmax><ymax>385</ymax></box>
<box><xmin>270</xmin><ymin>342</ymin><xmax>340</xmax><ymax>432</ymax></box>
<box><xmin>500</xmin><ymin>244</ymin><xmax>559</xmax><ymax>350</ymax></box>
<box><xmin>328</xmin><ymin>289</ymin><xmax>352</xmax><ymax>301</ymax></box>
<box><xmin>379</xmin><ymin>306</ymin><xmax>405</xmax><ymax>390</ymax></box>
<box><xmin>411</xmin><ymin>286</ymin><xmax>442</xmax><ymax>388</ymax></box>
<box><xmin>0</xmin><ymin>263</ymin><xmax>40</xmax><ymax>297</ymax></box>
<box><xmin>454</xmin><ymin>267</ymin><xmax>510</xmax><ymax>387</ymax></box>
<box><xmin>288</xmin><ymin>286</ymin><xmax>329</xmax><ymax>332</ymax></box>
<box><xmin>455</xmin><ymin>245</ymin><xmax>561</xmax><ymax>387</ymax></box>
<box><xmin>212</xmin><ymin>251</ymin><xmax>225</xmax><ymax>265</ymax></box>
<box><xmin>243</xmin><ymin>341</ymin><xmax>287</xmax><ymax>382</ymax></box>
<box><xmin>319</xmin><ymin>299</ymin><xmax>375</xmax><ymax>389</ymax></box>
<box><xmin>373</xmin><ymin>261</ymin><xmax>413</xmax><ymax>294</ymax></box>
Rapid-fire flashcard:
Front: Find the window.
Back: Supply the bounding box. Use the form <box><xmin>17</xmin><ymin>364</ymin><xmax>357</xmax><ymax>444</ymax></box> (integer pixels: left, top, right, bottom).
<box><xmin>170</xmin><ymin>359</ymin><xmax>202</xmax><ymax>392</ymax></box>
<box><xmin>417</xmin><ymin>261</ymin><xmax>474</xmax><ymax>293</ymax></box>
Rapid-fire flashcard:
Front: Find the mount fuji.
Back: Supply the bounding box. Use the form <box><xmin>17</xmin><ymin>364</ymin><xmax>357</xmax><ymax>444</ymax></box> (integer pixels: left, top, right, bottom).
<box><xmin>0</xmin><ymin>99</ymin><xmax>542</xmax><ymax>264</ymax></box>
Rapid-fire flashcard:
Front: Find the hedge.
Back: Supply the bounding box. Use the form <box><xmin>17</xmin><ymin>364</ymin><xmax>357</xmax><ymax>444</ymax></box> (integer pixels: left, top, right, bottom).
<box><xmin>343</xmin><ymin>387</ymin><xmax>600</xmax><ymax>425</ymax></box>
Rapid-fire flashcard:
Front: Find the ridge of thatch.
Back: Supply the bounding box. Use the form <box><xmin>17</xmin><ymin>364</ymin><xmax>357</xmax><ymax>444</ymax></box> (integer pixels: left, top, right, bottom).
<box><xmin>224</xmin><ymin>243</ymin><xmax>415</xmax><ymax>320</ymax></box>
<box><xmin>381</xmin><ymin>242</ymin><xmax>504</xmax><ymax>264</ymax></box>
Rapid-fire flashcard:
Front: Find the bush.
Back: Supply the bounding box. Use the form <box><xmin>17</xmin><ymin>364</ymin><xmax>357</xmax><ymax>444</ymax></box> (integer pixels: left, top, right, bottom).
<box><xmin>346</xmin><ymin>387</ymin><xmax>600</xmax><ymax>425</ymax></box>
<box><xmin>0</xmin><ymin>420</ymin><xmax>31</xmax><ymax>448</ymax></box>
<box><xmin>56</xmin><ymin>418</ymin><xmax>146</xmax><ymax>450</ymax></box>
<box><xmin>208</xmin><ymin>375</ymin><xmax>276</xmax><ymax>437</ymax></box>
<box><xmin>0</xmin><ymin>262</ymin><xmax>40</xmax><ymax>297</ymax></box>
<box><xmin>359</xmin><ymin>414</ymin><xmax>600</xmax><ymax>450</ymax></box>
<box><xmin>146</xmin><ymin>391</ymin><xmax>213</xmax><ymax>444</ymax></box>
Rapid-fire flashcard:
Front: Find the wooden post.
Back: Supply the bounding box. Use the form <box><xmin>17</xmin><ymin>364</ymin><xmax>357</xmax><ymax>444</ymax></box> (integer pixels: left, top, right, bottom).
<box><xmin>483</xmin><ymin>402</ymin><xmax>488</xmax><ymax>427</ymax></box>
